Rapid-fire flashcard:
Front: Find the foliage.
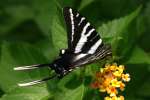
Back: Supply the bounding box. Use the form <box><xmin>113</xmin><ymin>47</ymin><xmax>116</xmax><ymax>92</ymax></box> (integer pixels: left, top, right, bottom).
<box><xmin>0</xmin><ymin>0</ymin><xmax>150</xmax><ymax>100</ymax></box>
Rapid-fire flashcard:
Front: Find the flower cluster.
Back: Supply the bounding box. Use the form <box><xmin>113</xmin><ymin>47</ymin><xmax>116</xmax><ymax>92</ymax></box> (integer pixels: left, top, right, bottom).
<box><xmin>91</xmin><ymin>63</ymin><xmax>130</xmax><ymax>100</ymax></box>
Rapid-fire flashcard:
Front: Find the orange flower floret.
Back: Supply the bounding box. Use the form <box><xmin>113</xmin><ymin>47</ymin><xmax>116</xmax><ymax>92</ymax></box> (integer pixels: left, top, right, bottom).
<box><xmin>91</xmin><ymin>63</ymin><xmax>130</xmax><ymax>100</ymax></box>
<box><xmin>106</xmin><ymin>86</ymin><xmax>118</xmax><ymax>97</ymax></box>
<box><xmin>119</xmin><ymin>82</ymin><xmax>125</xmax><ymax>91</ymax></box>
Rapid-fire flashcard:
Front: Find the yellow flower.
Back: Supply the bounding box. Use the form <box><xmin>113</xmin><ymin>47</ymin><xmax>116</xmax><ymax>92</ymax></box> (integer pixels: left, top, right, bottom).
<box><xmin>106</xmin><ymin>63</ymin><xmax>117</xmax><ymax>71</ymax></box>
<box><xmin>112</xmin><ymin>96</ymin><xmax>124</xmax><ymax>100</ymax></box>
<box><xmin>99</xmin><ymin>85</ymin><xmax>106</xmax><ymax>92</ymax></box>
<box><xmin>122</xmin><ymin>73</ymin><xmax>130</xmax><ymax>82</ymax></box>
<box><xmin>104</xmin><ymin>96</ymin><xmax>124</xmax><ymax>100</ymax></box>
<box><xmin>111</xmin><ymin>79</ymin><xmax>121</xmax><ymax>87</ymax></box>
<box><xmin>113</xmin><ymin>71</ymin><xmax>122</xmax><ymax>77</ymax></box>
<box><xmin>105</xmin><ymin>96</ymin><xmax>112</xmax><ymax>100</ymax></box>
<box><xmin>119</xmin><ymin>96</ymin><xmax>125</xmax><ymax>100</ymax></box>
<box><xmin>118</xmin><ymin>65</ymin><xmax>125</xmax><ymax>72</ymax></box>
<box><xmin>91</xmin><ymin>63</ymin><xmax>130</xmax><ymax>100</ymax></box>
<box><xmin>113</xmin><ymin>65</ymin><xmax>124</xmax><ymax>77</ymax></box>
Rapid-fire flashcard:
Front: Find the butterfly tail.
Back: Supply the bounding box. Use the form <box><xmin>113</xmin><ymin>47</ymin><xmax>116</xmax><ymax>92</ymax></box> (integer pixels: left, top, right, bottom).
<box><xmin>17</xmin><ymin>74</ymin><xmax>57</xmax><ymax>87</ymax></box>
<box><xmin>14</xmin><ymin>64</ymin><xmax>50</xmax><ymax>71</ymax></box>
<box><xmin>14</xmin><ymin>63</ymin><xmax>58</xmax><ymax>86</ymax></box>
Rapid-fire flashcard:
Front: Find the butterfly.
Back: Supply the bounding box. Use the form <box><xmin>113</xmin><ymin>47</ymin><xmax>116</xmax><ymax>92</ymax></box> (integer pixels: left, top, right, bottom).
<box><xmin>14</xmin><ymin>7</ymin><xmax>112</xmax><ymax>86</ymax></box>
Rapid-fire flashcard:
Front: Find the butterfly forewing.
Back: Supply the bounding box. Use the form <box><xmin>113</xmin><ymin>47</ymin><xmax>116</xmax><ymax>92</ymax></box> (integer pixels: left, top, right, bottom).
<box><xmin>63</xmin><ymin>7</ymin><xmax>103</xmax><ymax>55</ymax></box>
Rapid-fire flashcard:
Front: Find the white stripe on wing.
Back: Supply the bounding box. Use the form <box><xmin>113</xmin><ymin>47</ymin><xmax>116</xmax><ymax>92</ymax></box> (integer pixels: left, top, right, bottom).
<box><xmin>78</xmin><ymin>17</ymin><xmax>85</xmax><ymax>26</ymax></box>
<box><xmin>88</xmin><ymin>39</ymin><xmax>102</xmax><ymax>54</ymax></box>
<box><xmin>76</xmin><ymin>13</ymin><xmax>79</xmax><ymax>17</ymax></box>
<box><xmin>69</xmin><ymin>8</ymin><xmax>75</xmax><ymax>42</ymax></box>
<box><xmin>75</xmin><ymin>54</ymin><xmax>88</xmax><ymax>60</ymax></box>
<box><xmin>75</xmin><ymin>22</ymin><xmax>90</xmax><ymax>53</ymax></box>
<box><xmin>75</xmin><ymin>23</ymin><xmax>96</xmax><ymax>53</ymax></box>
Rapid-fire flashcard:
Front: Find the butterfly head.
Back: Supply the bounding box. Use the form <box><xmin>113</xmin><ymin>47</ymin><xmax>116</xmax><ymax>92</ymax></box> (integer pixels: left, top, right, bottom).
<box><xmin>50</xmin><ymin>63</ymin><xmax>66</xmax><ymax>78</ymax></box>
<box><xmin>50</xmin><ymin>57</ymin><xmax>71</xmax><ymax>78</ymax></box>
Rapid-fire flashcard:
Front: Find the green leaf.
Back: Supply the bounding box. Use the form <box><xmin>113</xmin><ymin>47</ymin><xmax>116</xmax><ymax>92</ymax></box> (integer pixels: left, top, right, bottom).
<box><xmin>34</xmin><ymin>0</ymin><xmax>57</xmax><ymax>38</ymax></box>
<box><xmin>0</xmin><ymin>42</ymin><xmax>48</xmax><ymax>92</ymax></box>
<box><xmin>0</xmin><ymin>85</ymin><xmax>50</xmax><ymax>100</ymax></box>
<box><xmin>97</xmin><ymin>6</ymin><xmax>141</xmax><ymax>58</ymax></box>
<box><xmin>137</xmin><ymin>78</ymin><xmax>150</xmax><ymax>97</ymax></box>
<box><xmin>126</xmin><ymin>46</ymin><xmax>150</xmax><ymax>64</ymax></box>
<box><xmin>139</xmin><ymin>1</ymin><xmax>150</xmax><ymax>52</ymax></box>
<box><xmin>98</xmin><ymin>6</ymin><xmax>141</xmax><ymax>39</ymax></box>
<box><xmin>56</xmin><ymin>85</ymin><xmax>85</xmax><ymax>100</ymax></box>
<box><xmin>79</xmin><ymin>0</ymin><xmax>94</xmax><ymax>10</ymax></box>
<box><xmin>51</xmin><ymin>11</ymin><xmax>67</xmax><ymax>51</ymax></box>
<box><xmin>124</xmin><ymin>64</ymin><xmax>150</xmax><ymax>100</ymax></box>
<box><xmin>0</xmin><ymin>5</ymin><xmax>34</xmax><ymax>35</ymax></box>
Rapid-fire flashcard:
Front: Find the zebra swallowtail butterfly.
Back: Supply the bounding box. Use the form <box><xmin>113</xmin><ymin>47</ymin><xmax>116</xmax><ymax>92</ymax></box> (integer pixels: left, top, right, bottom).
<box><xmin>14</xmin><ymin>7</ymin><xmax>112</xmax><ymax>86</ymax></box>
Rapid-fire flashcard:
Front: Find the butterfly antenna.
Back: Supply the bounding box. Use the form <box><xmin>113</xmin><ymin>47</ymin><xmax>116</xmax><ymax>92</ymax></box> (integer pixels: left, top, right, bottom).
<box><xmin>14</xmin><ymin>64</ymin><xmax>50</xmax><ymax>71</ymax></box>
<box><xmin>18</xmin><ymin>74</ymin><xmax>57</xmax><ymax>87</ymax></box>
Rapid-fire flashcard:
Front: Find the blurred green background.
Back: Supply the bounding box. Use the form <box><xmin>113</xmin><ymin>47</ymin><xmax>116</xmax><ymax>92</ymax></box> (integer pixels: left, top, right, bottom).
<box><xmin>0</xmin><ymin>0</ymin><xmax>150</xmax><ymax>100</ymax></box>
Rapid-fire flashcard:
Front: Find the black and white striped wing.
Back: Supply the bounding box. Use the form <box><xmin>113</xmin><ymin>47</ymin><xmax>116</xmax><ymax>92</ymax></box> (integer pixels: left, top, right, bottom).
<box><xmin>63</xmin><ymin>7</ymin><xmax>103</xmax><ymax>54</ymax></box>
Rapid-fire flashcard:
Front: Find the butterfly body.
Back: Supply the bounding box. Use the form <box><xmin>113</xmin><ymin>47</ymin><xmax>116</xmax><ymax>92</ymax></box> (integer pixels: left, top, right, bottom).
<box><xmin>14</xmin><ymin>7</ymin><xmax>112</xmax><ymax>86</ymax></box>
<box><xmin>51</xmin><ymin>44</ymin><xmax>111</xmax><ymax>78</ymax></box>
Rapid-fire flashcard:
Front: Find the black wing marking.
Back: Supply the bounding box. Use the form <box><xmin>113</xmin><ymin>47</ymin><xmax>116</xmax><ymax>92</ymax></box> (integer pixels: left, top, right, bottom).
<box><xmin>63</xmin><ymin>7</ymin><xmax>103</xmax><ymax>54</ymax></box>
<box><xmin>63</xmin><ymin>7</ymin><xmax>77</xmax><ymax>51</ymax></box>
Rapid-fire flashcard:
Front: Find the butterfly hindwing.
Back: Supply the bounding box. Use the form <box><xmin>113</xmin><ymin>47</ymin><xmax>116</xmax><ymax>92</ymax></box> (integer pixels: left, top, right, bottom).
<box><xmin>63</xmin><ymin>7</ymin><xmax>103</xmax><ymax>55</ymax></box>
